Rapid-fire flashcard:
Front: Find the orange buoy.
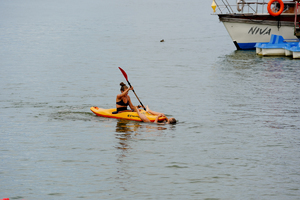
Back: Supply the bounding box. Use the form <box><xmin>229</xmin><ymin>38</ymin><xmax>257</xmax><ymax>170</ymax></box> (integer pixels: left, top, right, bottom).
<box><xmin>267</xmin><ymin>0</ymin><xmax>284</xmax><ymax>17</ymax></box>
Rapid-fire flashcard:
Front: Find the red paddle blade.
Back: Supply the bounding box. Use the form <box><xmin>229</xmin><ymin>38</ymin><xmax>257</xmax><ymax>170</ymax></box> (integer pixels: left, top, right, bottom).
<box><xmin>118</xmin><ymin>67</ymin><xmax>128</xmax><ymax>81</ymax></box>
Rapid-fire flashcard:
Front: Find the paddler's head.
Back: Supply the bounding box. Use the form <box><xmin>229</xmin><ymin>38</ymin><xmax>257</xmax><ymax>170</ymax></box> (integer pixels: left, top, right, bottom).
<box><xmin>120</xmin><ymin>82</ymin><xmax>128</xmax><ymax>92</ymax></box>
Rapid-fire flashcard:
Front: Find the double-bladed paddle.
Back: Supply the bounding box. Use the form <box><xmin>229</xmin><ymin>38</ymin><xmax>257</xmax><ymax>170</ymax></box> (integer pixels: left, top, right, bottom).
<box><xmin>118</xmin><ymin>67</ymin><xmax>146</xmax><ymax>111</ymax></box>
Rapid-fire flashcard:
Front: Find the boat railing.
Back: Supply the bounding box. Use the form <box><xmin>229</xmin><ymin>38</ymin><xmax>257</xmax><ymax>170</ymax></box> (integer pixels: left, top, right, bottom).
<box><xmin>212</xmin><ymin>0</ymin><xmax>295</xmax><ymax>15</ymax></box>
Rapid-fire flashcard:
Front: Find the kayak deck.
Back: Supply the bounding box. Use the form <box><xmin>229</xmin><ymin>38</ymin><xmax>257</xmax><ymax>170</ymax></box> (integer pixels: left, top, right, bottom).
<box><xmin>90</xmin><ymin>107</ymin><xmax>166</xmax><ymax>122</ymax></box>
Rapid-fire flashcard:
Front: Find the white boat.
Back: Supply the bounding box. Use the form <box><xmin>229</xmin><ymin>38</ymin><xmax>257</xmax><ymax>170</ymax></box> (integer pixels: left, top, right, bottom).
<box><xmin>212</xmin><ymin>0</ymin><xmax>300</xmax><ymax>50</ymax></box>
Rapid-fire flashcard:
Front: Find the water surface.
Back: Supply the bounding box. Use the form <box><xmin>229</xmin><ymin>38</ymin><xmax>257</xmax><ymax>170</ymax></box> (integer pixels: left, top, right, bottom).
<box><xmin>1</xmin><ymin>0</ymin><xmax>300</xmax><ymax>199</ymax></box>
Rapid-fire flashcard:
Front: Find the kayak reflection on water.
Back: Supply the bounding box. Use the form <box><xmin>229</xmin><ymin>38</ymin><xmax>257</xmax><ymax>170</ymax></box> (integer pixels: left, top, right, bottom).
<box><xmin>115</xmin><ymin>120</ymin><xmax>167</xmax><ymax>150</ymax></box>
<box><xmin>115</xmin><ymin>119</ymin><xmax>167</xmax><ymax>135</ymax></box>
<box><xmin>115</xmin><ymin>119</ymin><xmax>139</xmax><ymax>134</ymax></box>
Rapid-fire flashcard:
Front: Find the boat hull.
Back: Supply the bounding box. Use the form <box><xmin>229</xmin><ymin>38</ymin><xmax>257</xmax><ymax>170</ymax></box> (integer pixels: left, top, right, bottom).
<box><xmin>293</xmin><ymin>51</ymin><xmax>300</xmax><ymax>58</ymax></box>
<box><xmin>219</xmin><ymin>14</ymin><xmax>298</xmax><ymax>50</ymax></box>
<box><xmin>261</xmin><ymin>48</ymin><xmax>286</xmax><ymax>56</ymax></box>
<box><xmin>285</xmin><ymin>49</ymin><xmax>293</xmax><ymax>56</ymax></box>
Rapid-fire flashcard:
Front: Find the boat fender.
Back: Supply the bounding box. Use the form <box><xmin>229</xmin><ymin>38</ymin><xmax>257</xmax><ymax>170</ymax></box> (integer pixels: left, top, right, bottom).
<box><xmin>237</xmin><ymin>0</ymin><xmax>245</xmax><ymax>12</ymax></box>
<box><xmin>267</xmin><ymin>0</ymin><xmax>284</xmax><ymax>17</ymax></box>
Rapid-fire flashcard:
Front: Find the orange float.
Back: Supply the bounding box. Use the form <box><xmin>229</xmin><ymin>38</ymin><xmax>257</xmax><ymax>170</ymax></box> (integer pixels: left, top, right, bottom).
<box><xmin>267</xmin><ymin>0</ymin><xmax>284</xmax><ymax>17</ymax></box>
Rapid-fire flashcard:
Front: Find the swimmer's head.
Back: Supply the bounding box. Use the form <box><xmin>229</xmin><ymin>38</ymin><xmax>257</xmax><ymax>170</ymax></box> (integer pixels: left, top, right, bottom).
<box><xmin>168</xmin><ymin>117</ymin><xmax>176</xmax><ymax>124</ymax></box>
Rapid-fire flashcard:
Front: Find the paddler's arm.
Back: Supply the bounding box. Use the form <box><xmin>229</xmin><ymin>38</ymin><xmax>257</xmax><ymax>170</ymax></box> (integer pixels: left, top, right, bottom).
<box><xmin>128</xmin><ymin>96</ymin><xmax>135</xmax><ymax>111</ymax></box>
<box><xmin>116</xmin><ymin>87</ymin><xmax>133</xmax><ymax>99</ymax></box>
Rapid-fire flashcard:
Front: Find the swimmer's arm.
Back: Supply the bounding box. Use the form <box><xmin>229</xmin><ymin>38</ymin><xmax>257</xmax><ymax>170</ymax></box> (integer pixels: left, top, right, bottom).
<box><xmin>154</xmin><ymin>114</ymin><xmax>165</xmax><ymax>124</ymax></box>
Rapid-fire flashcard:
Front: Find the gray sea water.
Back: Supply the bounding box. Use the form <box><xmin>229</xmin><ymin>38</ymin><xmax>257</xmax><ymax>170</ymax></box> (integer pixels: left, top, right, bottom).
<box><xmin>1</xmin><ymin>0</ymin><xmax>300</xmax><ymax>199</ymax></box>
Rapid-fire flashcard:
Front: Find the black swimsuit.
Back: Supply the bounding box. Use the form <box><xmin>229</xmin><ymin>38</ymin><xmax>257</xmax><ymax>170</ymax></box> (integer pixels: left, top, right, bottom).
<box><xmin>116</xmin><ymin>107</ymin><xmax>128</xmax><ymax>112</ymax></box>
<box><xmin>113</xmin><ymin>98</ymin><xmax>130</xmax><ymax>114</ymax></box>
<box><xmin>116</xmin><ymin>99</ymin><xmax>129</xmax><ymax>106</ymax></box>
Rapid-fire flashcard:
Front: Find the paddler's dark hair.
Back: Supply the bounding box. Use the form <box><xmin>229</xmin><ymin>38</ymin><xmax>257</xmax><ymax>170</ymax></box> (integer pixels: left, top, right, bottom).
<box><xmin>120</xmin><ymin>82</ymin><xmax>128</xmax><ymax>92</ymax></box>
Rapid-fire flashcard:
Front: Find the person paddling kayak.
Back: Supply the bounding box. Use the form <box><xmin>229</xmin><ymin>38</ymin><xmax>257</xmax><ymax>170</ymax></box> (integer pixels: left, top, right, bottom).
<box><xmin>115</xmin><ymin>82</ymin><xmax>135</xmax><ymax>113</ymax></box>
<box><xmin>134</xmin><ymin>106</ymin><xmax>177</xmax><ymax>124</ymax></box>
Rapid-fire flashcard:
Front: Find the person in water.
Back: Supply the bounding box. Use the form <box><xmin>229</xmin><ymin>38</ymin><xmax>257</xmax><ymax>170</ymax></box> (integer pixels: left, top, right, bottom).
<box><xmin>115</xmin><ymin>82</ymin><xmax>135</xmax><ymax>113</ymax></box>
<box><xmin>134</xmin><ymin>105</ymin><xmax>177</xmax><ymax>124</ymax></box>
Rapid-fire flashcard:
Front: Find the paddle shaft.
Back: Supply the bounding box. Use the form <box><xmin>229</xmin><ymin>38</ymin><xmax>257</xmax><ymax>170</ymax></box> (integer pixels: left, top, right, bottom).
<box><xmin>119</xmin><ymin>67</ymin><xmax>146</xmax><ymax>111</ymax></box>
<box><xmin>126</xmin><ymin>81</ymin><xmax>146</xmax><ymax>111</ymax></box>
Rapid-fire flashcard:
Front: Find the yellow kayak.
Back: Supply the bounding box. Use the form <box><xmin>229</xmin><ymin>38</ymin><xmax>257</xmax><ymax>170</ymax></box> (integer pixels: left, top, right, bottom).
<box><xmin>90</xmin><ymin>107</ymin><xmax>166</xmax><ymax>122</ymax></box>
